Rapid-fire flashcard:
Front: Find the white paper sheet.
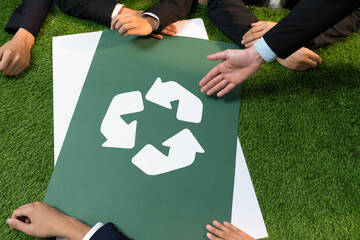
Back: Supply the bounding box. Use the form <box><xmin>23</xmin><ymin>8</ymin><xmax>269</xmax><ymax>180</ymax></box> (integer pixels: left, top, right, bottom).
<box><xmin>53</xmin><ymin>18</ymin><xmax>267</xmax><ymax>239</ymax></box>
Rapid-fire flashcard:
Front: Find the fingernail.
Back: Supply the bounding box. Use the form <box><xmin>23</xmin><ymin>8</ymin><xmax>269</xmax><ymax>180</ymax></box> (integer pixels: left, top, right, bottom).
<box><xmin>241</xmin><ymin>40</ymin><xmax>244</xmax><ymax>44</ymax></box>
<box><xmin>6</xmin><ymin>218</ymin><xmax>13</xmax><ymax>225</ymax></box>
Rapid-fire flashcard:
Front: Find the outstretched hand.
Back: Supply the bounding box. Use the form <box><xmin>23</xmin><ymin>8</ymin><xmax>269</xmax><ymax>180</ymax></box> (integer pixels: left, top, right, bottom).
<box><xmin>0</xmin><ymin>28</ymin><xmax>34</xmax><ymax>76</ymax></box>
<box><xmin>242</xmin><ymin>21</ymin><xmax>277</xmax><ymax>48</ymax></box>
<box><xmin>7</xmin><ymin>202</ymin><xmax>91</xmax><ymax>240</ymax></box>
<box><xmin>276</xmin><ymin>47</ymin><xmax>322</xmax><ymax>71</ymax></box>
<box><xmin>199</xmin><ymin>45</ymin><xmax>265</xmax><ymax>97</ymax></box>
<box><xmin>206</xmin><ymin>220</ymin><xmax>255</xmax><ymax>240</ymax></box>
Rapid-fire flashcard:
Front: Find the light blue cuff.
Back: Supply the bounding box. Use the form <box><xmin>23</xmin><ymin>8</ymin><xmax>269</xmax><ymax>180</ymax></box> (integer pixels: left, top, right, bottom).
<box><xmin>254</xmin><ymin>37</ymin><xmax>277</xmax><ymax>62</ymax></box>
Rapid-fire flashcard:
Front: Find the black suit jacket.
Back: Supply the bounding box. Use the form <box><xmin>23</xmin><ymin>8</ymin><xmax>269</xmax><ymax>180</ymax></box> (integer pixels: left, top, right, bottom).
<box><xmin>4</xmin><ymin>0</ymin><xmax>118</xmax><ymax>37</ymax></box>
<box><xmin>207</xmin><ymin>0</ymin><xmax>360</xmax><ymax>50</ymax></box>
<box><xmin>5</xmin><ymin>0</ymin><xmax>196</xmax><ymax>37</ymax></box>
<box><xmin>90</xmin><ymin>223</ymin><xmax>131</xmax><ymax>240</ymax></box>
<box><xmin>264</xmin><ymin>0</ymin><xmax>360</xmax><ymax>58</ymax></box>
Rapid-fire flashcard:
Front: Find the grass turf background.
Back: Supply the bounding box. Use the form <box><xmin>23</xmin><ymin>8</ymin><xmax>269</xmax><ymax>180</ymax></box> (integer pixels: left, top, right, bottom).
<box><xmin>0</xmin><ymin>0</ymin><xmax>359</xmax><ymax>239</ymax></box>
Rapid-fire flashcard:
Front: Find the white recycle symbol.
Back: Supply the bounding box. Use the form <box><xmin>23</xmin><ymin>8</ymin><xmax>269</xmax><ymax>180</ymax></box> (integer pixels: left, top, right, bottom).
<box><xmin>101</xmin><ymin>77</ymin><xmax>205</xmax><ymax>175</ymax></box>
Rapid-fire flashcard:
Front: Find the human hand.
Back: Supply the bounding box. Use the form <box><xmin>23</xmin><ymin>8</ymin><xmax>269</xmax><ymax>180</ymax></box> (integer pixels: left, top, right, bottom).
<box><xmin>6</xmin><ymin>202</ymin><xmax>91</xmax><ymax>240</ymax></box>
<box><xmin>0</xmin><ymin>28</ymin><xmax>34</xmax><ymax>76</ymax></box>
<box><xmin>206</xmin><ymin>220</ymin><xmax>255</xmax><ymax>240</ymax></box>
<box><xmin>241</xmin><ymin>21</ymin><xmax>277</xmax><ymax>48</ymax></box>
<box><xmin>199</xmin><ymin>45</ymin><xmax>265</xmax><ymax>97</ymax></box>
<box><xmin>150</xmin><ymin>24</ymin><xmax>178</xmax><ymax>39</ymax></box>
<box><xmin>111</xmin><ymin>13</ymin><xmax>156</xmax><ymax>37</ymax></box>
<box><xmin>276</xmin><ymin>47</ymin><xmax>322</xmax><ymax>71</ymax></box>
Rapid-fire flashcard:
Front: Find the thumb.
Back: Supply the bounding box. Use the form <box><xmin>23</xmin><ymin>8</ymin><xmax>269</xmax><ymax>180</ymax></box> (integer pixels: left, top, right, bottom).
<box><xmin>251</xmin><ymin>21</ymin><xmax>264</xmax><ymax>27</ymax></box>
<box><xmin>308</xmin><ymin>52</ymin><xmax>322</xmax><ymax>63</ymax></box>
<box><xmin>207</xmin><ymin>50</ymin><xmax>229</xmax><ymax>61</ymax></box>
<box><xmin>7</xmin><ymin>218</ymin><xmax>31</xmax><ymax>233</ymax></box>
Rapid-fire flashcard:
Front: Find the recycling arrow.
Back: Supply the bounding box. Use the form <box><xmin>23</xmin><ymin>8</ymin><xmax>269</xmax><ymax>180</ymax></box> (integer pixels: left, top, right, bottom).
<box><xmin>101</xmin><ymin>91</ymin><xmax>144</xmax><ymax>149</ymax></box>
<box><xmin>145</xmin><ymin>78</ymin><xmax>203</xmax><ymax>123</ymax></box>
<box><xmin>132</xmin><ymin>129</ymin><xmax>204</xmax><ymax>175</ymax></box>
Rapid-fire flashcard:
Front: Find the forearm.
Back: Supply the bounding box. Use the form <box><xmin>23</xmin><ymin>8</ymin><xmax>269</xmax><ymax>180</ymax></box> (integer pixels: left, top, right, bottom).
<box><xmin>207</xmin><ymin>0</ymin><xmax>259</xmax><ymax>47</ymax></box>
<box><xmin>60</xmin><ymin>217</ymin><xmax>91</xmax><ymax>240</ymax></box>
<box><xmin>145</xmin><ymin>0</ymin><xmax>196</xmax><ymax>33</ymax></box>
<box><xmin>306</xmin><ymin>7</ymin><xmax>360</xmax><ymax>49</ymax></box>
<box><xmin>264</xmin><ymin>0</ymin><xmax>360</xmax><ymax>58</ymax></box>
<box><xmin>5</xmin><ymin>0</ymin><xmax>52</xmax><ymax>37</ymax></box>
<box><xmin>54</xmin><ymin>0</ymin><xmax>119</xmax><ymax>27</ymax></box>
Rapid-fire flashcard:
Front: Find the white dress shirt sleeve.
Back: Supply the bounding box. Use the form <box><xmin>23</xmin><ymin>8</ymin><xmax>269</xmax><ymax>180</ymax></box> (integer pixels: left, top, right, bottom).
<box><xmin>82</xmin><ymin>222</ymin><xmax>105</xmax><ymax>240</ymax></box>
<box><xmin>111</xmin><ymin>3</ymin><xmax>124</xmax><ymax>20</ymax></box>
<box><xmin>254</xmin><ymin>37</ymin><xmax>278</xmax><ymax>62</ymax></box>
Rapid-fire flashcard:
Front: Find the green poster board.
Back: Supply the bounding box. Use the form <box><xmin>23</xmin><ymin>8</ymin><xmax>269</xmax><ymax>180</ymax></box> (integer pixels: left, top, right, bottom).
<box><xmin>45</xmin><ymin>30</ymin><xmax>241</xmax><ymax>239</ymax></box>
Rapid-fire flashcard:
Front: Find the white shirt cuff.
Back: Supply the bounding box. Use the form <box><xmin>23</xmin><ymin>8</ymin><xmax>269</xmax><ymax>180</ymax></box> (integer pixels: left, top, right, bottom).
<box><xmin>268</xmin><ymin>0</ymin><xmax>284</xmax><ymax>9</ymax></box>
<box><xmin>254</xmin><ymin>37</ymin><xmax>278</xmax><ymax>62</ymax></box>
<box><xmin>141</xmin><ymin>12</ymin><xmax>160</xmax><ymax>31</ymax></box>
<box><xmin>82</xmin><ymin>222</ymin><xmax>104</xmax><ymax>240</ymax></box>
<box><xmin>111</xmin><ymin>3</ymin><xmax>124</xmax><ymax>20</ymax></box>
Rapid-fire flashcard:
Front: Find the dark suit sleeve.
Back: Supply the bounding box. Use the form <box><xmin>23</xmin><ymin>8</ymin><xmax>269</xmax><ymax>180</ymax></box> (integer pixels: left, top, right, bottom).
<box><xmin>207</xmin><ymin>0</ymin><xmax>259</xmax><ymax>48</ymax></box>
<box><xmin>54</xmin><ymin>0</ymin><xmax>119</xmax><ymax>27</ymax></box>
<box><xmin>90</xmin><ymin>222</ymin><xmax>131</xmax><ymax>240</ymax></box>
<box><xmin>4</xmin><ymin>0</ymin><xmax>52</xmax><ymax>37</ymax></box>
<box><xmin>144</xmin><ymin>0</ymin><xmax>197</xmax><ymax>34</ymax></box>
<box><xmin>307</xmin><ymin>7</ymin><xmax>360</xmax><ymax>49</ymax></box>
<box><xmin>263</xmin><ymin>0</ymin><xmax>360</xmax><ymax>59</ymax></box>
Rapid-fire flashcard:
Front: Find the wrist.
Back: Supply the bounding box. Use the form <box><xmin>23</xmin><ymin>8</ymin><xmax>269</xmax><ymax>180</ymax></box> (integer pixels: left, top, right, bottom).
<box><xmin>13</xmin><ymin>28</ymin><xmax>35</xmax><ymax>49</ymax></box>
<box><xmin>248</xmin><ymin>45</ymin><xmax>266</xmax><ymax>66</ymax></box>
<box><xmin>62</xmin><ymin>216</ymin><xmax>91</xmax><ymax>240</ymax></box>
<box><xmin>143</xmin><ymin>16</ymin><xmax>157</xmax><ymax>32</ymax></box>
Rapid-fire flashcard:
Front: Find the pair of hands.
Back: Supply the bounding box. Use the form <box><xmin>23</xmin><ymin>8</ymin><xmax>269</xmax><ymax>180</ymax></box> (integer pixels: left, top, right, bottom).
<box><xmin>200</xmin><ymin>21</ymin><xmax>322</xmax><ymax>97</ymax></box>
<box><xmin>242</xmin><ymin>21</ymin><xmax>322</xmax><ymax>71</ymax></box>
<box><xmin>7</xmin><ymin>202</ymin><xmax>255</xmax><ymax>240</ymax></box>
<box><xmin>110</xmin><ymin>7</ymin><xmax>177</xmax><ymax>39</ymax></box>
<box><xmin>0</xmin><ymin>8</ymin><xmax>178</xmax><ymax>77</ymax></box>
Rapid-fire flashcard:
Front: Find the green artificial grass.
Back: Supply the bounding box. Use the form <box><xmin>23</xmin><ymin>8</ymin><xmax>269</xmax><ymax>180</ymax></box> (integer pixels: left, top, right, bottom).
<box><xmin>1</xmin><ymin>0</ymin><xmax>359</xmax><ymax>239</ymax></box>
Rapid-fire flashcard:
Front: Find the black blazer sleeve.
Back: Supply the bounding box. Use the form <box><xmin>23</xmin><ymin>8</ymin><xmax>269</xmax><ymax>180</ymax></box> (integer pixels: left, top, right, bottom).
<box><xmin>206</xmin><ymin>0</ymin><xmax>259</xmax><ymax>47</ymax></box>
<box><xmin>263</xmin><ymin>0</ymin><xmax>360</xmax><ymax>59</ymax></box>
<box><xmin>90</xmin><ymin>222</ymin><xmax>131</xmax><ymax>240</ymax></box>
<box><xmin>144</xmin><ymin>0</ymin><xmax>197</xmax><ymax>34</ymax></box>
<box><xmin>54</xmin><ymin>0</ymin><xmax>119</xmax><ymax>27</ymax></box>
<box><xmin>4</xmin><ymin>0</ymin><xmax>52</xmax><ymax>37</ymax></box>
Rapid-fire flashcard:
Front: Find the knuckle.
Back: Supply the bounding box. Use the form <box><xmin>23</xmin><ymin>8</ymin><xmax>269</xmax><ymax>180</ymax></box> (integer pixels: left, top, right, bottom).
<box><xmin>31</xmin><ymin>201</ymin><xmax>41</xmax><ymax>209</ymax></box>
<box><xmin>11</xmin><ymin>221</ymin><xmax>17</xmax><ymax>228</ymax></box>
